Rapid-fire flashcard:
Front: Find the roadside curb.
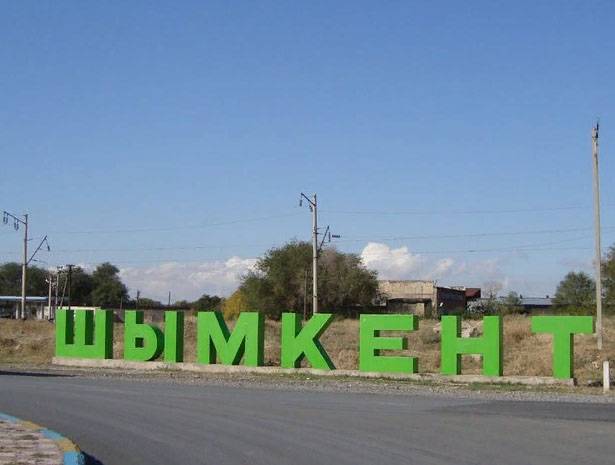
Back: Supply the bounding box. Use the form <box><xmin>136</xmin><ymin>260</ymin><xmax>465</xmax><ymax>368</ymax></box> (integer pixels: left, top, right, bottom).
<box><xmin>52</xmin><ymin>357</ymin><xmax>576</xmax><ymax>386</ymax></box>
<box><xmin>0</xmin><ymin>412</ymin><xmax>85</xmax><ymax>465</ymax></box>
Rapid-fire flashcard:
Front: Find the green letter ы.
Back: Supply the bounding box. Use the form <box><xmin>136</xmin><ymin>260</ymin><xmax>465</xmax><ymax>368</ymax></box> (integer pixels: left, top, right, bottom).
<box><xmin>359</xmin><ymin>314</ymin><xmax>418</xmax><ymax>374</ymax></box>
<box><xmin>440</xmin><ymin>315</ymin><xmax>503</xmax><ymax>377</ymax></box>
<box><xmin>281</xmin><ymin>313</ymin><xmax>335</xmax><ymax>370</ymax></box>
<box><xmin>197</xmin><ymin>311</ymin><xmax>264</xmax><ymax>366</ymax></box>
<box><xmin>55</xmin><ymin>308</ymin><xmax>113</xmax><ymax>359</ymax></box>
<box><xmin>124</xmin><ymin>310</ymin><xmax>164</xmax><ymax>361</ymax></box>
<box><xmin>531</xmin><ymin>316</ymin><xmax>594</xmax><ymax>379</ymax></box>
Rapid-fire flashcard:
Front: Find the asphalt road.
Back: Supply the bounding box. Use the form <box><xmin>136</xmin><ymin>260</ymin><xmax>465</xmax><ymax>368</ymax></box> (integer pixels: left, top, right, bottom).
<box><xmin>0</xmin><ymin>372</ymin><xmax>613</xmax><ymax>465</ymax></box>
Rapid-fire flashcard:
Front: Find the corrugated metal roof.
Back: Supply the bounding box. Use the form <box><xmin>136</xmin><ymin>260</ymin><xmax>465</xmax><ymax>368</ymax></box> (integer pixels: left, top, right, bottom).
<box><xmin>0</xmin><ymin>296</ymin><xmax>48</xmax><ymax>302</ymax></box>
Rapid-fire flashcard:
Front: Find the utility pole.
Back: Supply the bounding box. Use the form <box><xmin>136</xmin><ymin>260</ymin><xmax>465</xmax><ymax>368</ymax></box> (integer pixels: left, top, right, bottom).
<box><xmin>2</xmin><ymin>211</ymin><xmax>28</xmax><ymax>319</ymax></box>
<box><xmin>300</xmin><ymin>193</ymin><xmax>319</xmax><ymax>313</ymax></box>
<box><xmin>47</xmin><ymin>271</ymin><xmax>53</xmax><ymax>320</ymax></box>
<box><xmin>299</xmin><ymin>193</ymin><xmax>341</xmax><ymax>315</ymax></box>
<box><xmin>54</xmin><ymin>268</ymin><xmax>61</xmax><ymax>319</ymax></box>
<box><xmin>22</xmin><ymin>214</ymin><xmax>28</xmax><ymax>319</ymax></box>
<box><xmin>168</xmin><ymin>291</ymin><xmax>171</xmax><ymax>307</ymax></box>
<box><xmin>591</xmin><ymin>122</ymin><xmax>603</xmax><ymax>350</ymax></box>
<box><xmin>303</xmin><ymin>268</ymin><xmax>308</xmax><ymax>320</ymax></box>
<box><xmin>2</xmin><ymin>212</ymin><xmax>50</xmax><ymax>319</ymax></box>
<box><xmin>66</xmin><ymin>264</ymin><xmax>74</xmax><ymax>311</ymax></box>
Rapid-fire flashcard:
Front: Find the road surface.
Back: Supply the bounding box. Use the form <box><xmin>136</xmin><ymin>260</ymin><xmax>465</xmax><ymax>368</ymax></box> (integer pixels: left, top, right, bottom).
<box><xmin>0</xmin><ymin>371</ymin><xmax>613</xmax><ymax>465</ymax></box>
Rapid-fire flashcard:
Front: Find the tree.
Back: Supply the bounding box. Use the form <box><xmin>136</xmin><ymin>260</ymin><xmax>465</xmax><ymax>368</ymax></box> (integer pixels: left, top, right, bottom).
<box><xmin>501</xmin><ymin>291</ymin><xmax>522</xmax><ymax>314</ymax></box>
<box><xmin>193</xmin><ymin>293</ymin><xmax>222</xmax><ymax>311</ymax></box>
<box><xmin>239</xmin><ymin>241</ymin><xmax>379</xmax><ymax>319</ymax></box>
<box><xmin>603</xmin><ymin>245</ymin><xmax>615</xmax><ymax>313</ymax></box>
<box><xmin>59</xmin><ymin>266</ymin><xmax>94</xmax><ymax>306</ymax></box>
<box><xmin>222</xmin><ymin>290</ymin><xmax>248</xmax><ymax>319</ymax></box>
<box><xmin>90</xmin><ymin>262</ymin><xmax>128</xmax><ymax>307</ymax></box>
<box><xmin>553</xmin><ymin>271</ymin><xmax>595</xmax><ymax>313</ymax></box>
<box><xmin>0</xmin><ymin>262</ymin><xmax>49</xmax><ymax>296</ymax></box>
<box><xmin>136</xmin><ymin>297</ymin><xmax>164</xmax><ymax>309</ymax></box>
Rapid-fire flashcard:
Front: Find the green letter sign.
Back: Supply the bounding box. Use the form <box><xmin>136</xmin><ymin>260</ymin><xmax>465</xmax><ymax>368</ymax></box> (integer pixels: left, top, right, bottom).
<box><xmin>164</xmin><ymin>311</ymin><xmax>184</xmax><ymax>363</ymax></box>
<box><xmin>360</xmin><ymin>314</ymin><xmax>418</xmax><ymax>373</ymax></box>
<box><xmin>281</xmin><ymin>313</ymin><xmax>334</xmax><ymax>369</ymax></box>
<box><xmin>441</xmin><ymin>316</ymin><xmax>503</xmax><ymax>376</ymax></box>
<box><xmin>531</xmin><ymin>316</ymin><xmax>594</xmax><ymax>379</ymax></box>
<box><xmin>197</xmin><ymin>312</ymin><xmax>264</xmax><ymax>366</ymax></box>
<box><xmin>124</xmin><ymin>311</ymin><xmax>164</xmax><ymax>361</ymax></box>
<box><xmin>55</xmin><ymin>308</ymin><xmax>113</xmax><ymax>359</ymax></box>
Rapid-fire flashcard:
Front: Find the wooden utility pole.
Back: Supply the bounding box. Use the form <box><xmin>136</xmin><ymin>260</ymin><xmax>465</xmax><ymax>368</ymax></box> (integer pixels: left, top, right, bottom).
<box><xmin>591</xmin><ymin>122</ymin><xmax>603</xmax><ymax>350</ymax></box>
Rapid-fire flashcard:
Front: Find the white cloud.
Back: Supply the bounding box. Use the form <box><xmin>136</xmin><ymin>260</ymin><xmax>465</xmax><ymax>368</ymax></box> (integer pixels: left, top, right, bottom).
<box><xmin>119</xmin><ymin>256</ymin><xmax>257</xmax><ymax>302</ymax></box>
<box><xmin>360</xmin><ymin>242</ymin><xmax>425</xmax><ymax>279</ymax></box>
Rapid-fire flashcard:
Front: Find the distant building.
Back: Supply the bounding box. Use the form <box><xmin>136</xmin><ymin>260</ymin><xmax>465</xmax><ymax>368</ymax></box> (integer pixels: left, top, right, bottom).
<box><xmin>467</xmin><ymin>295</ymin><xmax>554</xmax><ymax>314</ymax></box>
<box><xmin>0</xmin><ymin>296</ymin><xmax>47</xmax><ymax>319</ymax></box>
<box><xmin>376</xmin><ymin>280</ymin><xmax>469</xmax><ymax>318</ymax></box>
<box><xmin>518</xmin><ymin>296</ymin><xmax>553</xmax><ymax>312</ymax></box>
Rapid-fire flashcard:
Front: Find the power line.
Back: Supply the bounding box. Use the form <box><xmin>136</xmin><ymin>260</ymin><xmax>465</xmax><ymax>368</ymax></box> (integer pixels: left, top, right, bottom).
<box><xmin>322</xmin><ymin>203</ymin><xmax>615</xmax><ymax>216</ymax></box>
<box><xmin>45</xmin><ymin>212</ymin><xmax>303</xmax><ymax>235</ymax></box>
<box><xmin>3</xmin><ymin>225</ymin><xmax>610</xmax><ymax>256</ymax></box>
<box><xmin>337</xmin><ymin>226</ymin><xmax>615</xmax><ymax>243</ymax></box>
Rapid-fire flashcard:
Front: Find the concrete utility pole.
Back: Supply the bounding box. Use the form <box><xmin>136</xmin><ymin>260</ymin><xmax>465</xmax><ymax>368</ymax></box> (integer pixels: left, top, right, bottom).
<box><xmin>22</xmin><ymin>214</ymin><xmax>28</xmax><ymax>319</ymax></box>
<box><xmin>66</xmin><ymin>264</ymin><xmax>74</xmax><ymax>311</ymax></box>
<box><xmin>312</xmin><ymin>194</ymin><xmax>318</xmax><ymax>315</ymax></box>
<box><xmin>300</xmin><ymin>193</ymin><xmax>319</xmax><ymax>313</ymax></box>
<box><xmin>47</xmin><ymin>272</ymin><xmax>53</xmax><ymax>320</ymax></box>
<box><xmin>591</xmin><ymin>122</ymin><xmax>603</xmax><ymax>350</ymax></box>
<box><xmin>2</xmin><ymin>211</ymin><xmax>28</xmax><ymax>319</ymax></box>
<box><xmin>299</xmin><ymin>193</ymin><xmax>341</xmax><ymax>315</ymax></box>
<box><xmin>303</xmin><ymin>268</ymin><xmax>308</xmax><ymax>320</ymax></box>
<box><xmin>54</xmin><ymin>268</ymin><xmax>61</xmax><ymax>319</ymax></box>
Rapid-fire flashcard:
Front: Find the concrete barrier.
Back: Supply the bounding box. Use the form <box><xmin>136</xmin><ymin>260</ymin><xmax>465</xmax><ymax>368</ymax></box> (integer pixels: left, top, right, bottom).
<box><xmin>52</xmin><ymin>357</ymin><xmax>575</xmax><ymax>386</ymax></box>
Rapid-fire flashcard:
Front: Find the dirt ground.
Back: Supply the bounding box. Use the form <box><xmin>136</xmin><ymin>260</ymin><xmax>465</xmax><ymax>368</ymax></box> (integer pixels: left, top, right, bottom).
<box><xmin>1</xmin><ymin>314</ymin><xmax>613</xmax><ymax>384</ymax></box>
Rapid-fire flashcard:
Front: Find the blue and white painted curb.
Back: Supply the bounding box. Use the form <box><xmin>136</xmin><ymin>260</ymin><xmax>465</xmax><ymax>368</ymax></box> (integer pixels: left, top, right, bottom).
<box><xmin>0</xmin><ymin>412</ymin><xmax>85</xmax><ymax>465</ymax></box>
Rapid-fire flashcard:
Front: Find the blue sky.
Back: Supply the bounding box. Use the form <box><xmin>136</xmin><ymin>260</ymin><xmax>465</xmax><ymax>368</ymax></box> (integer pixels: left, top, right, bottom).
<box><xmin>1</xmin><ymin>1</ymin><xmax>614</xmax><ymax>301</ymax></box>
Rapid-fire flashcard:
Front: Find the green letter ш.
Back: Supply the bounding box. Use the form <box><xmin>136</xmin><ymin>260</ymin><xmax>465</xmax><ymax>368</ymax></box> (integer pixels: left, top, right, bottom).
<box><xmin>197</xmin><ymin>312</ymin><xmax>264</xmax><ymax>366</ymax></box>
<box><xmin>360</xmin><ymin>314</ymin><xmax>418</xmax><ymax>374</ymax></box>
<box><xmin>55</xmin><ymin>308</ymin><xmax>113</xmax><ymax>359</ymax></box>
<box><xmin>164</xmin><ymin>311</ymin><xmax>184</xmax><ymax>363</ymax></box>
<box><xmin>124</xmin><ymin>310</ymin><xmax>164</xmax><ymax>361</ymax></box>
<box><xmin>281</xmin><ymin>313</ymin><xmax>335</xmax><ymax>370</ymax></box>
<box><xmin>531</xmin><ymin>316</ymin><xmax>594</xmax><ymax>379</ymax></box>
<box><xmin>440</xmin><ymin>315</ymin><xmax>503</xmax><ymax>376</ymax></box>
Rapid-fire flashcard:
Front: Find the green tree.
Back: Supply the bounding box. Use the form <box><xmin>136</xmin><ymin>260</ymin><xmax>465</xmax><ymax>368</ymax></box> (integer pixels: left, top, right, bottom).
<box><xmin>59</xmin><ymin>266</ymin><xmax>94</xmax><ymax>306</ymax></box>
<box><xmin>193</xmin><ymin>293</ymin><xmax>222</xmax><ymax>311</ymax></box>
<box><xmin>501</xmin><ymin>291</ymin><xmax>523</xmax><ymax>314</ymax></box>
<box><xmin>90</xmin><ymin>262</ymin><xmax>128</xmax><ymax>307</ymax></box>
<box><xmin>136</xmin><ymin>297</ymin><xmax>164</xmax><ymax>309</ymax></box>
<box><xmin>603</xmin><ymin>245</ymin><xmax>615</xmax><ymax>313</ymax></box>
<box><xmin>0</xmin><ymin>262</ymin><xmax>49</xmax><ymax>296</ymax></box>
<box><xmin>239</xmin><ymin>241</ymin><xmax>378</xmax><ymax>319</ymax></box>
<box><xmin>553</xmin><ymin>271</ymin><xmax>595</xmax><ymax>313</ymax></box>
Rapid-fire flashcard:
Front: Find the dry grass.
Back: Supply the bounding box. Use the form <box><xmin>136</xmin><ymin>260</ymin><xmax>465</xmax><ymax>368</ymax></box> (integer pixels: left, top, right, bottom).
<box><xmin>1</xmin><ymin>314</ymin><xmax>614</xmax><ymax>384</ymax></box>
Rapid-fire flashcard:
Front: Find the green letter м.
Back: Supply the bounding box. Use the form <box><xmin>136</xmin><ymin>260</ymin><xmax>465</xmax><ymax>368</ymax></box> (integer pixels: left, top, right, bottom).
<box><xmin>55</xmin><ymin>308</ymin><xmax>113</xmax><ymax>359</ymax></box>
<box><xmin>197</xmin><ymin>311</ymin><xmax>264</xmax><ymax>366</ymax></box>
